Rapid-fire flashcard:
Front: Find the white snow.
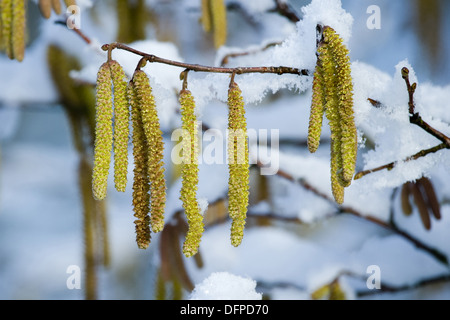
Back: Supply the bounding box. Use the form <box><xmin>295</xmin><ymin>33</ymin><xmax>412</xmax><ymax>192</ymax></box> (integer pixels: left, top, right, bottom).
<box><xmin>189</xmin><ymin>272</ymin><xmax>262</xmax><ymax>300</ymax></box>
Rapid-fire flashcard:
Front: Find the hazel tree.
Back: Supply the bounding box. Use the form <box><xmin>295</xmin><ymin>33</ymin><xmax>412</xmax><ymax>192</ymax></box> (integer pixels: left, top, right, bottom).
<box><xmin>0</xmin><ymin>0</ymin><xmax>449</xmax><ymax>300</ymax></box>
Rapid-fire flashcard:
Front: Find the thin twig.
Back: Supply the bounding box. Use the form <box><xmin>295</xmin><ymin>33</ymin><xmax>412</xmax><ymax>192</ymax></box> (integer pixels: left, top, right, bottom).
<box><xmin>102</xmin><ymin>43</ymin><xmax>310</xmax><ymax>76</ymax></box>
<box><xmin>356</xmin><ymin>68</ymin><xmax>450</xmax><ymax>179</ymax></box>
<box><xmin>220</xmin><ymin>41</ymin><xmax>282</xmax><ymax>66</ymax></box>
<box><xmin>357</xmin><ymin>273</ymin><xmax>450</xmax><ymax>297</ymax></box>
<box><xmin>354</xmin><ymin>143</ymin><xmax>447</xmax><ymax>180</ymax></box>
<box><xmin>402</xmin><ymin>67</ymin><xmax>450</xmax><ymax>148</ymax></box>
<box><xmin>55</xmin><ymin>20</ymin><xmax>92</xmax><ymax>44</ymax></box>
<box><xmin>271</xmin><ymin>0</ymin><xmax>300</xmax><ymax>23</ymax></box>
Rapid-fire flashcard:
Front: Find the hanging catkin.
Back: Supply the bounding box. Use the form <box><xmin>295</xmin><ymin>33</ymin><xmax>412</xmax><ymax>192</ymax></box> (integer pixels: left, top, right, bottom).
<box><xmin>201</xmin><ymin>0</ymin><xmax>212</xmax><ymax>32</ymax></box>
<box><xmin>325</xmin><ymin>26</ymin><xmax>357</xmax><ymax>185</ymax></box>
<box><xmin>210</xmin><ymin>0</ymin><xmax>227</xmax><ymax>49</ymax></box>
<box><xmin>308</xmin><ymin>26</ymin><xmax>356</xmax><ymax>204</ymax></box>
<box><xmin>11</xmin><ymin>0</ymin><xmax>25</xmax><ymax>62</ymax></box>
<box><xmin>38</xmin><ymin>0</ymin><xmax>52</xmax><ymax>19</ymax></box>
<box><xmin>92</xmin><ymin>62</ymin><xmax>113</xmax><ymax>201</ymax></box>
<box><xmin>128</xmin><ymin>80</ymin><xmax>151</xmax><ymax>249</ymax></box>
<box><xmin>179</xmin><ymin>89</ymin><xmax>204</xmax><ymax>257</ymax></box>
<box><xmin>307</xmin><ymin>54</ymin><xmax>326</xmax><ymax>154</ymax></box>
<box><xmin>227</xmin><ymin>80</ymin><xmax>249</xmax><ymax>247</ymax></box>
<box><xmin>51</xmin><ymin>0</ymin><xmax>61</xmax><ymax>14</ymax></box>
<box><xmin>1</xmin><ymin>0</ymin><xmax>13</xmax><ymax>57</ymax></box>
<box><xmin>132</xmin><ymin>70</ymin><xmax>166</xmax><ymax>233</ymax></box>
<box><xmin>109</xmin><ymin>60</ymin><xmax>129</xmax><ymax>193</ymax></box>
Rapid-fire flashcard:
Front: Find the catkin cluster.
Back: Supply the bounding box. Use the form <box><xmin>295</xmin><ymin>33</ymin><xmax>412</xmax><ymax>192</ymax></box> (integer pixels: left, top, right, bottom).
<box><xmin>92</xmin><ymin>60</ymin><xmax>129</xmax><ymax>201</ymax></box>
<box><xmin>0</xmin><ymin>0</ymin><xmax>26</xmax><ymax>61</ymax></box>
<box><xmin>401</xmin><ymin>177</ymin><xmax>441</xmax><ymax>231</ymax></box>
<box><xmin>308</xmin><ymin>26</ymin><xmax>357</xmax><ymax>204</ymax></box>
<box><xmin>128</xmin><ymin>79</ymin><xmax>151</xmax><ymax>249</ymax></box>
<box><xmin>128</xmin><ymin>69</ymin><xmax>166</xmax><ymax>247</ymax></box>
<box><xmin>201</xmin><ymin>0</ymin><xmax>227</xmax><ymax>49</ymax></box>
<box><xmin>93</xmin><ymin>59</ymin><xmax>168</xmax><ymax>249</ymax></box>
<box><xmin>179</xmin><ymin>89</ymin><xmax>203</xmax><ymax>257</ymax></box>
<box><xmin>227</xmin><ymin>81</ymin><xmax>249</xmax><ymax>247</ymax></box>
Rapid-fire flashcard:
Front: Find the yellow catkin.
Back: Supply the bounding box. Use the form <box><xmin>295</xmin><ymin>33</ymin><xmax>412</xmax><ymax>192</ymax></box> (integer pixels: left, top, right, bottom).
<box><xmin>1</xmin><ymin>0</ymin><xmax>13</xmax><ymax>58</ymax></box>
<box><xmin>210</xmin><ymin>0</ymin><xmax>227</xmax><ymax>49</ymax></box>
<box><xmin>12</xmin><ymin>0</ymin><xmax>25</xmax><ymax>62</ymax></box>
<box><xmin>179</xmin><ymin>89</ymin><xmax>204</xmax><ymax>258</ymax></box>
<box><xmin>109</xmin><ymin>60</ymin><xmax>129</xmax><ymax>193</ymax></box>
<box><xmin>38</xmin><ymin>0</ymin><xmax>52</xmax><ymax>19</ymax></box>
<box><xmin>92</xmin><ymin>62</ymin><xmax>113</xmax><ymax>201</ymax></box>
<box><xmin>0</xmin><ymin>2</ymin><xmax>3</xmax><ymax>50</ymax></box>
<box><xmin>201</xmin><ymin>0</ymin><xmax>212</xmax><ymax>32</ymax></box>
<box><xmin>324</xmin><ymin>26</ymin><xmax>357</xmax><ymax>185</ymax></box>
<box><xmin>311</xmin><ymin>26</ymin><xmax>356</xmax><ymax>203</ymax></box>
<box><xmin>51</xmin><ymin>0</ymin><xmax>62</xmax><ymax>15</ymax></box>
<box><xmin>319</xmin><ymin>41</ymin><xmax>345</xmax><ymax>203</ymax></box>
<box><xmin>227</xmin><ymin>81</ymin><xmax>249</xmax><ymax>247</ymax></box>
<box><xmin>307</xmin><ymin>59</ymin><xmax>326</xmax><ymax>153</ymax></box>
<box><xmin>128</xmin><ymin>81</ymin><xmax>151</xmax><ymax>249</ymax></box>
<box><xmin>330</xmin><ymin>139</ymin><xmax>345</xmax><ymax>205</ymax></box>
<box><xmin>133</xmin><ymin>70</ymin><xmax>166</xmax><ymax>233</ymax></box>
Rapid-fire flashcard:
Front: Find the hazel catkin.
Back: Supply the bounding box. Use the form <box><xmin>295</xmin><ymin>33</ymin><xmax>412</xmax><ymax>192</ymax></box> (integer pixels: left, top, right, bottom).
<box><xmin>179</xmin><ymin>89</ymin><xmax>204</xmax><ymax>257</ymax></box>
<box><xmin>227</xmin><ymin>81</ymin><xmax>249</xmax><ymax>247</ymax></box>
<box><xmin>92</xmin><ymin>62</ymin><xmax>114</xmax><ymax>201</ymax></box>
<box><xmin>132</xmin><ymin>70</ymin><xmax>166</xmax><ymax>233</ymax></box>
<box><xmin>11</xmin><ymin>0</ymin><xmax>25</xmax><ymax>62</ymax></box>
<box><xmin>109</xmin><ymin>60</ymin><xmax>129</xmax><ymax>193</ymax></box>
<box><xmin>307</xmin><ymin>57</ymin><xmax>326</xmax><ymax>154</ymax></box>
<box><xmin>210</xmin><ymin>0</ymin><xmax>227</xmax><ymax>49</ymax></box>
<box><xmin>38</xmin><ymin>0</ymin><xmax>52</xmax><ymax>19</ymax></box>
<box><xmin>1</xmin><ymin>0</ymin><xmax>12</xmax><ymax>57</ymax></box>
<box><xmin>308</xmin><ymin>25</ymin><xmax>357</xmax><ymax>204</ymax></box>
<box><xmin>128</xmin><ymin>80</ymin><xmax>151</xmax><ymax>249</ymax></box>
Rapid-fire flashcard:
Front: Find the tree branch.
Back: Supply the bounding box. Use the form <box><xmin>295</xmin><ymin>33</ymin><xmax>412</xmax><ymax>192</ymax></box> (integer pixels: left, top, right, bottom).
<box><xmin>402</xmin><ymin>67</ymin><xmax>450</xmax><ymax>148</ymax></box>
<box><xmin>102</xmin><ymin>42</ymin><xmax>310</xmax><ymax>76</ymax></box>
<box><xmin>354</xmin><ymin>143</ymin><xmax>447</xmax><ymax>180</ymax></box>
<box><xmin>255</xmin><ymin>161</ymin><xmax>449</xmax><ymax>265</ymax></box>
<box><xmin>271</xmin><ymin>0</ymin><xmax>300</xmax><ymax>23</ymax></box>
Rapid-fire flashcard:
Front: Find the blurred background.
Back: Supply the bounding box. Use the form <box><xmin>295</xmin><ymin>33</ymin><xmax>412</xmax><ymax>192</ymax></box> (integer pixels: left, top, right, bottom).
<box><xmin>0</xmin><ymin>0</ymin><xmax>449</xmax><ymax>300</ymax></box>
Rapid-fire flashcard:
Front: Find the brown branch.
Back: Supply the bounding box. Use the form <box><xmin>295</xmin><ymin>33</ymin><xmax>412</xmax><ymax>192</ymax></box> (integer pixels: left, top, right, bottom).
<box><xmin>358</xmin><ymin>68</ymin><xmax>450</xmax><ymax>180</ymax></box>
<box><xmin>354</xmin><ymin>143</ymin><xmax>447</xmax><ymax>180</ymax></box>
<box><xmin>271</xmin><ymin>0</ymin><xmax>300</xmax><ymax>23</ymax></box>
<box><xmin>402</xmin><ymin>67</ymin><xmax>450</xmax><ymax>148</ymax></box>
<box><xmin>255</xmin><ymin>161</ymin><xmax>448</xmax><ymax>265</ymax></box>
<box><xmin>55</xmin><ymin>20</ymin><xmax>92</xmax><ymax>44</ymax></box>
<box><xmin>101</xmin><ymin>43</ymin><xmax>310</xmax><ymax>76</ymax></box>
<box><xmin>220</xmin><ymin>41</ymin><xmax>282</xmax><ymax>66</ymax></box>
<box><xmin>357</xmin><ymin>273</ymin><xmax>450</xmax><ymax>297</ymax></box>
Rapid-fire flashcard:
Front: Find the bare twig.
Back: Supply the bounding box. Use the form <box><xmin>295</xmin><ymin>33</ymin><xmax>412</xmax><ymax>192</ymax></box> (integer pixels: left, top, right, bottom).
<box><xmin>402</xmin><ymin>67</ymin><xmax>450</xmax><ymax>148</ymax></box>
<box><xmin>354</xmin><ymin>143</ymin><xmax>447</xmax><ymax>180</ymax></box>
<box><xmin>356</xmin><ymin>68</ymin><xmax>450</xmax><ymax>180</ymax></box>
<box><xmin>220</xmin><ymin>41</ymin><xmax>282</xmax><ymax>66</ymax></box>
<box><xmin>55</xmin><ymin>20</ymin><xmax>92</xmax><ymax>44</ymax></box>
<box><xmin>102</xmin><ymin>43</ymin><xmax>310</xmax><ymax>76</ymax></box>
<box><xmin>357</xmin><ymin>273</ymin><xmax>450</xmax><ymax>297</ymax></box>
